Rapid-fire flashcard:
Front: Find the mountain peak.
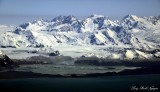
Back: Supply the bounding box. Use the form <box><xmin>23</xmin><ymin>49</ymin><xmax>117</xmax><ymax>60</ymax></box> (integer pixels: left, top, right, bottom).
<box><xmin>33</xmin><ymin>19</ymin><xmax>47</xmax><ymax>23</ymax></box>
<box><xmin>66</xmin><ymin>15</ymin><xmax>76</xmax><ymax>19</ymax></box>
<box><xmin>51</xmin><ymin>15</ymin><xmax>77</xmax><ymax>24</ymax></box>
<box><xmin>51</xmin><ymin>16</ymin><xmax>66</xmax><ymax>22</ymax></box>
<box><xmin>52</xmin><ymin>15</ymin><xmax>76</xmax><ymax>21</ymax></box>
<box><xmin>31</xmin><ymin>19</ymin><xmax>48</xmax><ymax>26</ymax></box>
<box><xmin>123</xmin><ymin>15</ymin><xmax>139</xmax><ymax>21</ymax></box>
<box><xmin>89</xmin><ymin>14</ymin><xmax>105</xmax><ymax>19</ymax></box>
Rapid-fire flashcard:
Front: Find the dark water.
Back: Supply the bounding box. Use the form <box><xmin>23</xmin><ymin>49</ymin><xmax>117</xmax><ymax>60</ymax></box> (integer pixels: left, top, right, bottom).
<box><xmin>0</xmin><ymin>74</ymin><xmax>160</xmax><ymax>92</ymax></box>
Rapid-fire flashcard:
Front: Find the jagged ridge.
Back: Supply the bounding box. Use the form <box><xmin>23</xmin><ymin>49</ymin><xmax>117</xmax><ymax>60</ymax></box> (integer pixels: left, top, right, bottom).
<box><xmin>0</xmin><ymin>14</ymin><xmax>160</xmax><ymax>59</ymax></box>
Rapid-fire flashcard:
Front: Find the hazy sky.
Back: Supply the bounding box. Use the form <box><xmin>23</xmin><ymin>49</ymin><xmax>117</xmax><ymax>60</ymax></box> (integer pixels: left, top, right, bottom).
<box><xmin>0</xmin><ymin>0</ymin><xmax>160</xmax><ymax>25</ymax></box>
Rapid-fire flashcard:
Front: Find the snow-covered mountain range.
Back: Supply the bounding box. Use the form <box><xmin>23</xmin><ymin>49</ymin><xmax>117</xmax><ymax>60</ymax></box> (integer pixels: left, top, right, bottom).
<box><xmin>0</xmin><ymin>15</ymin><xmax>160</xmax><ymax>59</ymax></box>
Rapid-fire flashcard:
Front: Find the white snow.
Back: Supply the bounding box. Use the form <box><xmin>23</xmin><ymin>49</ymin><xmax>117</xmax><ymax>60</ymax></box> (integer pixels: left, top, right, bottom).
<box><xmin>95</xmin><ymin>32</ymin><xmax>106</xmax><ymax>43</ymax></box>
<box><xmin>135</xmin><ymin>50</ymin><xmax>153</xmax><ymax>59</ymax></box>
<box><xmin>0</xmin><ymin>14</ymin><xmax>160</xmax><ymax>60</ymax></box>
<box><xmin>0</xmin><ymin>25</ymin><xmax>16</xmax><ymax>33</ymax></box>
<box><xmin>131</xmin><ymin>29</ymin><xmax>140</xmax><ymax>33</ymax></box>
<box><xmin>125</xmin><ymin>50</ymin><xmax>136</xmax><ymax>60</ymax></box>
<box><xmin>111</xmin><ymin>53</ymin><xmax>123</xmax><ymax>59</ymax></box>
<box><xmin>154</xmin><ymin>52</ymin><xmax>160</xmax><ymax>57</ymax></box>
<box><xmin>0</xmin><ymin>50</ymin><xmax>4</xmax><ymax>55</ymax></box>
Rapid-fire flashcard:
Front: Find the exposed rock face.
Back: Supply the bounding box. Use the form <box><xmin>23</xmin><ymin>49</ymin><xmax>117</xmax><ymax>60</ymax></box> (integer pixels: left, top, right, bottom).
<box><xmin>0</xmin><ymin>51</ymin><xmax>16</xmax><ymax>69</ymax></box>
<box><xmin>49</xmin><ymin>50</ymin><xmax>60</xmax><ymax>56</ymax></box>
<box><xmin>0</xmin><ymin>15</ymin><xmax>160</xmax><ymax>59</ymax></box>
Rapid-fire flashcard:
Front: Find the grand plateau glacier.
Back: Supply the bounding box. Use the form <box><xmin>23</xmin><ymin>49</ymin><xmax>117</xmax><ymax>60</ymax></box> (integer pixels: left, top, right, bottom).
<box><xmin>0</xmin><ymin>14</ymin><xmax>160</xmax><ymax>60</ymax></box>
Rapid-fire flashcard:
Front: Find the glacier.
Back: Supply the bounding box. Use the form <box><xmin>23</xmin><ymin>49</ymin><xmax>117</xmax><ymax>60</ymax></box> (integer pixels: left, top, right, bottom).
<box><xmin>0</xmin><ymin>14</ymin><xmax>160</xmax><ymax>60</ymax></box>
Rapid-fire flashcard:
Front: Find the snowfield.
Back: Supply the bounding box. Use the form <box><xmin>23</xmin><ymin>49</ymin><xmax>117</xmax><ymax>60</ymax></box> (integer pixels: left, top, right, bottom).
<box><xmin>0</xmin><ymin>14</ymin><xmax>160</xmax><ymax>60</ymax></box>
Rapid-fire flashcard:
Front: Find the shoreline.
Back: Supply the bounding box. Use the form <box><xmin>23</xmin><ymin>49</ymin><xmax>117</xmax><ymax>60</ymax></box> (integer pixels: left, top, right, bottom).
<box><xmin>0</xmin><ymin>66</ymin><xmax>160</xmax><ymax>79</ymax></box>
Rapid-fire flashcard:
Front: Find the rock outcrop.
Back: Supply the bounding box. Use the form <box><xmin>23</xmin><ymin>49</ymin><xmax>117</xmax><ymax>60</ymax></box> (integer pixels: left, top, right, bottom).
<box><xmin>0</xmin><ymin>51</ymin><xmax>16</xmax><ymax>69</ymax></box>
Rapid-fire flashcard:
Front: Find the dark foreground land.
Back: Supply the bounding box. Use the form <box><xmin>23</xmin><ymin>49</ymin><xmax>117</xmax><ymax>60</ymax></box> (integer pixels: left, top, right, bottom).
<box><xmin>0</xmin><ymin>59</ymin><xmax>160</xmax><ymax>92</ymax></box>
